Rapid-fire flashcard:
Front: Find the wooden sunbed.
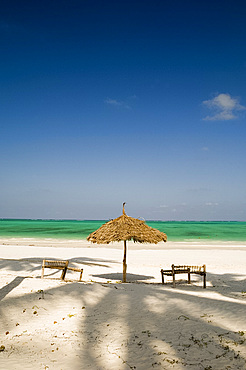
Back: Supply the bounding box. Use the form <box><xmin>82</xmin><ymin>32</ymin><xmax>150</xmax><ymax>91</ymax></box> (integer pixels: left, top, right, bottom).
<box><xmin>41</xmin><ymin>259</ymin><xmax>83</xmax><ymax>281</ymax></box>
<box><xmin>161</xmin><ymin>264</ymin><xmax>206</xmax><ymax>288</ymax></box>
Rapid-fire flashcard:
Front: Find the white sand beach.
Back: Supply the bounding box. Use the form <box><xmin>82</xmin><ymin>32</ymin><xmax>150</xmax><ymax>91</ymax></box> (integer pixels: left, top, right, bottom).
<box><xmin>0</xmin><ymin>238</ymin><xmax>246</xmax><ymax>369</ymax></box>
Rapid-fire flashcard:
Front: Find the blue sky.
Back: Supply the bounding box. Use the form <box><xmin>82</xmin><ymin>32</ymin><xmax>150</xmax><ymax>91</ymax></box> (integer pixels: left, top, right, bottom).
<box><xmin>1</xmin><ymin>0</ymin><xmax>246</xmax><ymax>220</ymax></box>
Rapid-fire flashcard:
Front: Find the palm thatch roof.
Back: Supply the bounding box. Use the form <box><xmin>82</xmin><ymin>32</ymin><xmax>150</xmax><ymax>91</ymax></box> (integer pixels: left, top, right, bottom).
<box><xmin>87</xmin><ymin>203</ymin><xmax>167</xmax><ymax>282</ymax></box>
<box><xmin>87</xmin><ymin>204</ymin><xmax>167</xmax><ymax>244</ymax></box>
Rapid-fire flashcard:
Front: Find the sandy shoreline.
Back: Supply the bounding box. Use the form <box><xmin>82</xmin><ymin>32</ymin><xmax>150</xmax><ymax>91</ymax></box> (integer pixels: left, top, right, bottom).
<box><xmin>0</xmin><ymin>238</ymin><xmax>246</xmax><ymax>369</ymax></box>
<box><xmin>1</xmin><ymin>236</ymin><xmax>246</xmax><ymax>248</ymax></box>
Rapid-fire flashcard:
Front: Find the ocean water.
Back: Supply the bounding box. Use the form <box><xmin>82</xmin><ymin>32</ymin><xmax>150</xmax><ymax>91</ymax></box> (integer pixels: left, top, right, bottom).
<box><xmin>0</xmin><ymin>219</ymin><xmax>246</xmax><ymax>242</ymax></box>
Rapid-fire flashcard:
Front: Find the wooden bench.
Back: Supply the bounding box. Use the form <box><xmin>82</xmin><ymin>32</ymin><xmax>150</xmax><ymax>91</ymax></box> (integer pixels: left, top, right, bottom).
<box><xmin>41</xmin><ymin>259</ymin><xmax>83</xmax><ymax>281</ymax></box>
<box><xmin>161</xmin><ymin>264</ymin><xmax>206</xmax><ymax>288</ymax></box>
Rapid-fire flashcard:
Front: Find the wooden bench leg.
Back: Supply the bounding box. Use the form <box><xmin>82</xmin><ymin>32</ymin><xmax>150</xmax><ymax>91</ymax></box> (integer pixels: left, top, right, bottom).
<box><xmin>61</xmin><ymin>267</ymin><xmax>67</xmax><ymax>280</ymax></box>
<box><xmin>172</xmin><ymin>265</ymin><xmax>176</xmax><ymax>288</ymax></box>
<box><xmin>41</xmin><ymin>260</ymin><xmax>45</xmax><ymax>279</ymax></box>
<box><xmin>203</xmin><ymin>265</ymin><xmax>206</xmax><ymax>288</ymax></box>
<box><xmin>61</xmin><ymin>261</ymin><xmax>69</xmax><ymax>280</ymax></box>
<box><xmin>188</xmin><ymin>268</ymin><xmax>191</xmax><ymax>284</ymax></box>
<box><xmin>172</xmin><ymin>273</ymin><xmax>176</xmax><ymax>288</ymax></box>
<box><xmin>161</xmin><ymin>270</ymin><xmax>164</xmax><ymax>285</ymax></box>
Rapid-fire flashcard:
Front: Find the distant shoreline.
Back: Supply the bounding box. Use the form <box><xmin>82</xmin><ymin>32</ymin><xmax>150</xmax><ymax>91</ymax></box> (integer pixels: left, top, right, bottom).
<box><xmin>1</xmin><ymin>237</ymin><xmax>246</xmax><ymax>250</ymax></box>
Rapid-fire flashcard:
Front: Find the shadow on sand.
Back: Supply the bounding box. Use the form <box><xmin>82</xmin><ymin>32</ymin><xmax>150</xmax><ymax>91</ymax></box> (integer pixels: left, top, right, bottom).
<box><xmin>0</xmin><ymin>271</ymin><xmax>246</xmax><ymax>369</ymax></box>
<box><xmin>92</xmin><ymin>272</ymin><xmax>154</xmax><ymax>282</ymax></box>
<box><xmin>0</xmin><ymin>276</ymin><xmax>26</xmax><ymax>301</ymax></box>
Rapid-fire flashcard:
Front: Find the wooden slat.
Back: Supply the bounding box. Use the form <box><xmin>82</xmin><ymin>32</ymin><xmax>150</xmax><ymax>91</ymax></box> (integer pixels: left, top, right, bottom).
<box><xmin>67</xmin><ymin>267</ymin><xmax>83</xmax><ymax>281</ymax></box>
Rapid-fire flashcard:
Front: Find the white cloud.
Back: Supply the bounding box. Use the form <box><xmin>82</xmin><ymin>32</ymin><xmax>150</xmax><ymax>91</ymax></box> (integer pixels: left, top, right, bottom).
<box><xmin>202</xmin><ymin>93</ymin><xmax>245</xmax><ymax>121</ymax></box>
<box><xmin>205</xmin><ymin>202</ymin><xmax>219</xmax><ymax>206</ymax></box>
<box><xmin>104</xmin><ymin>97</ymin><xmax>130</xmax><ymax>109</ymax></box>
<box><xmin>104</xmin><ymin>97</ymin><xmax>123</xmax><ymax>106</ymax></box>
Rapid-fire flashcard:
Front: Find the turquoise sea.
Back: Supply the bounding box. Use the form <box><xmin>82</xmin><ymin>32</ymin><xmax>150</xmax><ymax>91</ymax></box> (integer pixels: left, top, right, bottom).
<box><xmin>0</xmin><ymin>219</ymin><xmax>246</xmax><ymax>242</ymax></box>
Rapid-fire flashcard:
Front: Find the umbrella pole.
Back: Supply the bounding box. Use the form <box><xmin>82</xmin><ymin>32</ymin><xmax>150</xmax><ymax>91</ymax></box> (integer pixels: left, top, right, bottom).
<box><xmin>123</xmin><ymin>240</ymin><xmax>127</xmax><ymax>283</ymax></box>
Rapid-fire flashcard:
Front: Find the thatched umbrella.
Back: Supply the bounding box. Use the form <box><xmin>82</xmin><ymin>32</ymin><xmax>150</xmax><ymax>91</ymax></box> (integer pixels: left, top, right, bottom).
<box><xmin>87</xmin><ymin>203</ymin><xmax>167</xmax><ymax>282</ymax></box>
